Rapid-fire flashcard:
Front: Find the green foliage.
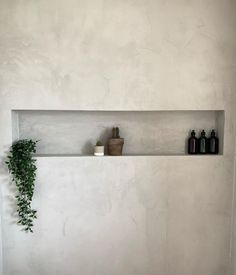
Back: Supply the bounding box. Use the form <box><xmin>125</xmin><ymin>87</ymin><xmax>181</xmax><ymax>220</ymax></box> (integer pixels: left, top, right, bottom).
<box><xmin>6</xmin><ymin>139</ymin><xmax>38</xmax><ymax>233</ymax></box>
<box><xmin>96</xmin><ymin>140</ymin><xmax>103</xmax><ymax>146</ymax></box>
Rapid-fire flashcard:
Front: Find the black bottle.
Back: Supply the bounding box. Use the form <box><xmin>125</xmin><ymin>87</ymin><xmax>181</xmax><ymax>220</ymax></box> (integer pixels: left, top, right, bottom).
<box><xmin>199</xmin><ymin>130</ymin><xmax>208</xmax><ymax>154</ymax></box>
<box><xmin>209</xmin><ymin>130</ymin><xmax>219</xmax><ymax>154</ymax></box>
<box><xmin>188</xmin><ymin>130</ymin><xmax>198</xmax><ymax>154</ymax></box>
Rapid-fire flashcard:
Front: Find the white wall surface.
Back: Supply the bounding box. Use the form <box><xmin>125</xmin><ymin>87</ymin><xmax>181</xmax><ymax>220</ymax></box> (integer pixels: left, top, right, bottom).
<box><xmin>0</xmin><ymin>0</ymin><xmax>236</xmax><ymax>275</ymax></box>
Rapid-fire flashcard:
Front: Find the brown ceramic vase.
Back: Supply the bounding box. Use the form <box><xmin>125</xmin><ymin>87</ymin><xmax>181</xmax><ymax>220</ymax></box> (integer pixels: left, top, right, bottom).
<box><xmin>108</xmin><ymin>138</ymin><xmax>124</xmax><ymax>156</ymax></box>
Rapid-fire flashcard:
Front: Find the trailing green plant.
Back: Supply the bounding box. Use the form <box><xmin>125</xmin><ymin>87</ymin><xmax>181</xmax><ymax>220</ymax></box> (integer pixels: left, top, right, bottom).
<box><xmin>6</xmin><ymin>139</ymin><xmax>38</xmax><ymax>233</ymax></box>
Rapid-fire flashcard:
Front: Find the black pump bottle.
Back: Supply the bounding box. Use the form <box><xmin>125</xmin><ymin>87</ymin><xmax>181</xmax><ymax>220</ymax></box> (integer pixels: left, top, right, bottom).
<box><xmin>209</xmin><ymin>130</ymin><xmax>219</xmax><ymax>154</ymax></box>
<box><xmin>188</xmin><ymin>130</ymin><xmax>198</xmax><ymax>154</ymax></box>
<box><xmin>199</xmin><ymin>130</ymin><xmax>208</xmax><ymax>154</ymax></box>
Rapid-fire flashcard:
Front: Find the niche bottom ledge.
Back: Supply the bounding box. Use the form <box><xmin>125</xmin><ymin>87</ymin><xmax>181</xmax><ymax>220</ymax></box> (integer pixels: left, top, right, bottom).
<box><xmin>34</xmin><ymin>154</ymin><xmax>224</xmax><ymax>158</ymax></box>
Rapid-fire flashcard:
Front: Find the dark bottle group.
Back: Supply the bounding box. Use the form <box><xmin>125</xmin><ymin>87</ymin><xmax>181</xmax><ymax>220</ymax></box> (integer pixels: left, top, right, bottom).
<box><xmin>188</xmin><ymin>130</ymin><xmax>219</xmax><ymax>154</ymax></box>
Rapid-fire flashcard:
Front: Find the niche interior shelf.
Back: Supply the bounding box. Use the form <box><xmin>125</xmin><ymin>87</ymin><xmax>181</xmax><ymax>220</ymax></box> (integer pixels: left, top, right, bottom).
<box><xmin>12</xmin><ymin>110</ymin><xmax>225</xmax><ymax>156</ymax></box>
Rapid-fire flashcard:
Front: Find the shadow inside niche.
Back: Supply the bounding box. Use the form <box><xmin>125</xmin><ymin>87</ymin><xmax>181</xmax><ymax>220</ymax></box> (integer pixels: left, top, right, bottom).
<box><xmin>185</xmin><ymin>129</ymin><xmax>192</xmax><ymax>154</ymax></box>
<box><xmin>98</xmin><ymin>127</ymin><xmax>111</xmax><ymax>155</ymax></box>
<box><xmin>80</xmin><ymin>127</ymin><xmax>112</xmax><ymax>155</ymax></box>
<box><xmin>81</xmin><ymin>140</ymin><xmax>94</xmax><ymax>155</ymax></box>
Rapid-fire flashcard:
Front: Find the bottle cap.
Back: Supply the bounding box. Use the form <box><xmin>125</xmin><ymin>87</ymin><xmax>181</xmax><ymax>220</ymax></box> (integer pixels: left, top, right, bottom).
<box><xmin>211</xmin><ymin>129</ymin><xmax>216</xmax><ymax>136</ymax></box>
<box><xmin>191</xmin><ymin>130</ymin><xmax>195</xmax><ymax>136</ymax></box>
<box><xmin>201</xmin><ymin>130</ymin><xmax>206</xmax><ymax>136</ymax></box>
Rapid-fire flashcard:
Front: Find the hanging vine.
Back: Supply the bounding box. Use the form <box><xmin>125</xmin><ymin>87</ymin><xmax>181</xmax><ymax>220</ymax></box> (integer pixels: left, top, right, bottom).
<box><xmin>6</xmin><ymin>139</ymin><xmax>38</xmax><ymax>233</ymax></box>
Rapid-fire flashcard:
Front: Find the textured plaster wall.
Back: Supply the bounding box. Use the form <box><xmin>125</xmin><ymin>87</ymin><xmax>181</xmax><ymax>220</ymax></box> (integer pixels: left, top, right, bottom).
<box><xmin>0</xmin><ymin>0</ymin><xmax>236</xmax><ymax>275</ymax></box>
<box><xmin>230</xmin><ymin>93</ymin><xmax>236</xmax><ymax>275</ymax></box>
<box><xmin>2</xmin><ymin>156</ymin><xmax>233</xmax><ymax>275</ymax></box>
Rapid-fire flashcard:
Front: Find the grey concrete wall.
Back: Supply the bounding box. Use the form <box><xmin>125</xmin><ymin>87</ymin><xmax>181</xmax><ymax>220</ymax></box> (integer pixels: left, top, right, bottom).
<box><xmin>2</xmin><ymin>156</ymin><xmax>232</xmax><ymax>275</ymax></box>
<box><xmin>230</xmin><ymin>93</ymin><xmax>236</xmax><ymax>275</ymax></box>
<box><xmin>0</xmin><ymin>1</ymin><xmax>236</xmax><ymax>275</ymax></box>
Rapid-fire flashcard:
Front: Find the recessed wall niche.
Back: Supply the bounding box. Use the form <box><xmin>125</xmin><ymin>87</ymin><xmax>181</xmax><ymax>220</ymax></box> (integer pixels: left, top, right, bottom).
<box><xmin>12</xmin><ymin>110</ymin><xmax>224</xmax><ymax>156</ymax></box>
